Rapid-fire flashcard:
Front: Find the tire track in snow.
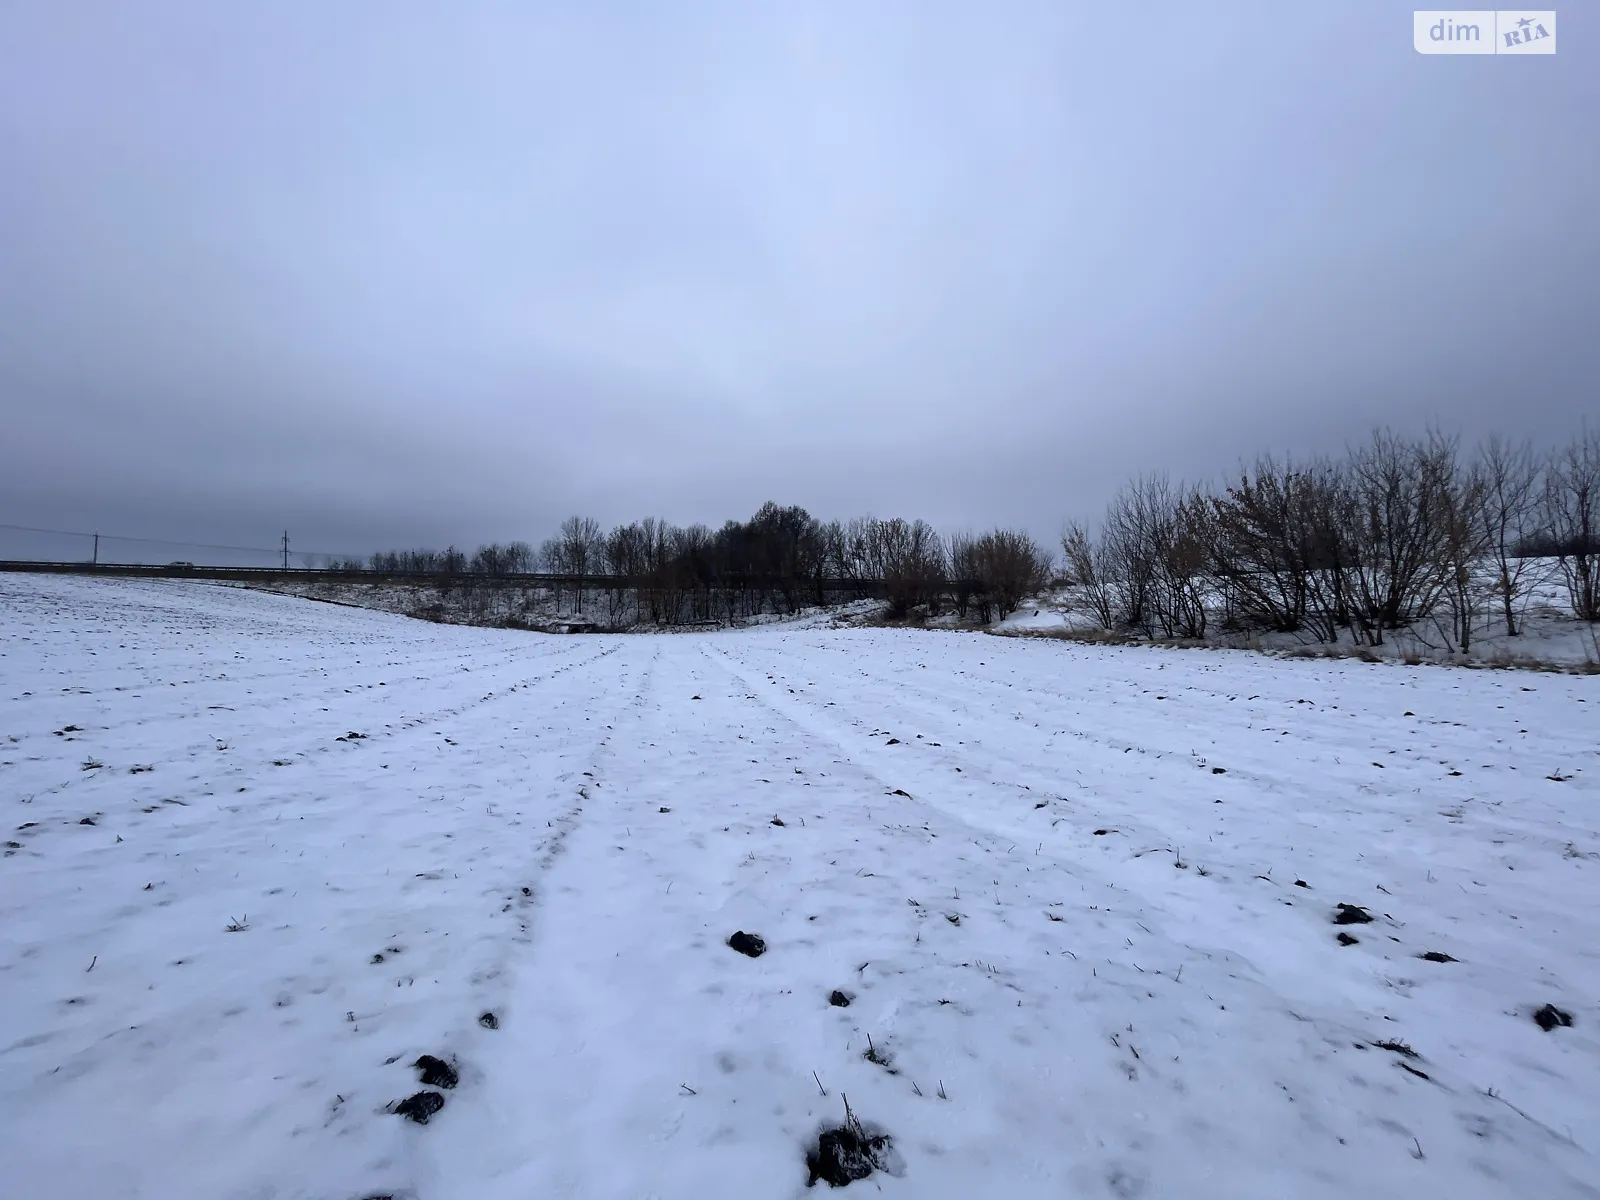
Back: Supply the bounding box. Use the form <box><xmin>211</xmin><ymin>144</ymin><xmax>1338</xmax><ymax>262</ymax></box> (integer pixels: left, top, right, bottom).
<box><xmin>7</xmin><ymin>635</ymin><xmax>624</xmax><ymax>812</ymax></box>
<box><xmin>415</xmin><ymin>640</ymin><xmax>683</xmax><ymax>1198</ymax></box>
<box><xmin>692</xmin><ymin>637</ymin><xmax>1600</xmax><ymax>1198</ymax></box>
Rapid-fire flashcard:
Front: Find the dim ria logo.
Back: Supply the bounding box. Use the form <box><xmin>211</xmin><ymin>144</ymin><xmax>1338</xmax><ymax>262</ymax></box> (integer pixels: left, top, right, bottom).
<box><xmin>1414</xmin><ymin>10</ymin><xmax>1555</xmax><ymax>53</ymax></box>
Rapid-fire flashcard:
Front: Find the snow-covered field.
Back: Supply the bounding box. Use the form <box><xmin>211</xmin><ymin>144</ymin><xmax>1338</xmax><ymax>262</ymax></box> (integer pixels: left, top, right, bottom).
<box><xmin>1</xmin><ymin>573</ymin><xmax>1597</xmax><ymax>1200</ymax></box>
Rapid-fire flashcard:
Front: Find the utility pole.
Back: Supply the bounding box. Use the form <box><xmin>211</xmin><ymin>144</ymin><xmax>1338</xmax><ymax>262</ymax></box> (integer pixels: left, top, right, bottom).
<box><xmin>281</xmin><ymin>530</ymin><xmax>290</xmax><ymax>571</ymax></box>
<box><xmin>92</xmin><ymin>533</ymin><xmax>99</xmax><ymax>565</ymax></box>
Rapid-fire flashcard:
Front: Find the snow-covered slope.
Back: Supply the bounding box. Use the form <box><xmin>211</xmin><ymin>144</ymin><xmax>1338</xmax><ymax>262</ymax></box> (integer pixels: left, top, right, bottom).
<box><xmin>1</xmin><ymin>574</ymin><xmax>1596</xmax><ymax>1200</ymax></box>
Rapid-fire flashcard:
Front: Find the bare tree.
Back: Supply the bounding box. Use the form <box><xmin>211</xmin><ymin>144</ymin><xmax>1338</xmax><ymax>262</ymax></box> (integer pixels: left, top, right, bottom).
<box><xmin>970</xmin><ymin>528</ymin><xmax>1048</xmax><ymax>621</ymax></box>
<box><xmin>1339</xmin><ymin>430</ymin><xmax>1452</xmax><ymax>644</ymax></box>
<box><xmin>603</xmin><ymin>522</ymin><xmax>649</xmax><ymax>626</ymax></box>
<box><xmin>548</xmin><ymin>516</ymin><xmax>604</xmax><ymax>615</ymax></box>
<box><xmin>1431</xmin><ymin>437</ymin><xmax>1490</xmax><ymax>652</ymax></box>
<box><xmin>1475</xmin><ymin>435</ymin><xmax>1547</xmax><ymax>636</ymax></box>
<box><xmin>1060</xmin><ymin>522</ymin><xmax>1117</xmax><ymax>630</ymax></box>
<box><xmin>604</xmin><ymin>523</ymin><xmax>647</xmax><ymax>576</ymax></box>
<box><xmin>1209</xmin><ymin>456</ymin><xmax>1328</xmax><ymax>635</ymax></box>
<box><xmin>471</xmin><ymin>544</ymin><xmax>510</xmax><ymax>575</ymax></box>
<box><xmin>948</xmin><ymin>531</ymin><xmax>980</xmax><ymax>618</ymax></box>
<box><xmin>536</xmin><ymin>537</ymin><xmax>568</xmax><ymax>572</ymax></box>
<box><xmin>743</xmin><ymin>502</ymin><xmax>824</xmax><ymax>613</ymax></box>
<box><xmin>638</xmin><ymin>517</ymin><xmax>674</xmax><ymax>625</ymax></box>
<box><xmin>817</xmin><ymin>520</ymin><xmax>849</xmax><ymax>602</ymax></box>
<box><xmin>879</xmin><ymin>518</ymin><xmax>946</xmax><ymax>618</ymax></box>
<box><xmin>504</xmin><ymin>541</ymin><xmax>534</xmax><ymax>573</ymax></box>
<box><xmin>1097</xmin><ymin>476</ymin><xmax>1168</xmax><ymax>634</ymax></box>
<box><xmin>1146</xmin><ymin>483</ymin><xmax>1212</xmax><ymax>639</ymax></box>
<box><xmin>558</xmin><ymin>517</ymin><xmax>603</xmax><ymax>576</ymax></box>
<box><xmin>1546</xmin><ymin>427</ymin><xmax>1600</xmax><ymax>621</ymax></box>
<box><xmin>853</xmin><ymin>517</ymin><xmax>888</xmax><ymax>585</ymax></box>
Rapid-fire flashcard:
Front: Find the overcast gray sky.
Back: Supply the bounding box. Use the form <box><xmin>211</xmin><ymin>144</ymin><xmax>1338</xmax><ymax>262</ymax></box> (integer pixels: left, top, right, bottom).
<box><xmin>1</xmin><ymin>2</ymin><xmax>1595</xmax><ymax>564</ymax></box>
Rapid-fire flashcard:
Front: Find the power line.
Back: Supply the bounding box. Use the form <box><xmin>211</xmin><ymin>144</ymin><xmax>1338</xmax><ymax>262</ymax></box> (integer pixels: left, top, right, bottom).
<box><xmin>0</xmin><ymin>521</ymin><xmax>276</xmax><ymax>554</ymax></box>
<box><xmin>0</xmin><ymin>522</ymin><xmax>366</xmax><ymax>561</ymax></box>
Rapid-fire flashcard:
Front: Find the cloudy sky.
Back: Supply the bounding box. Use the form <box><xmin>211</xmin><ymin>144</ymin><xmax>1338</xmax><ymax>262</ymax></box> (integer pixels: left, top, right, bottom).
<box><xmin>1</xmin><ymin>2</ymin><xmax>1594</xmax><ymax>564</ymax></box>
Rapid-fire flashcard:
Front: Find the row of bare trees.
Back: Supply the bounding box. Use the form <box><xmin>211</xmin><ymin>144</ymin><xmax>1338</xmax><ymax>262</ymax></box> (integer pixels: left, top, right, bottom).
<box><xmin>363</xmin><ymin>542</ymin><xmax>535</xmax><ymax>576</ymax></box>
<box><xmin>1063</xmin><ymin>428</ymin><xmax>1599</xmax><ymax>648</ymax></box>
<box><xmin>538</xmin><ymin>506</ymin><xmax>1053</xmax><ymax>625</ymax></box>
<box><xmin>350</xmin><ymin>426</ymin><xmax>1592</xmax><ymax>640</ymax></box>
<box><xmin>362</xmin><ymin>504</ymin><xmax>1053</xmax><ymax>628</ymax></box>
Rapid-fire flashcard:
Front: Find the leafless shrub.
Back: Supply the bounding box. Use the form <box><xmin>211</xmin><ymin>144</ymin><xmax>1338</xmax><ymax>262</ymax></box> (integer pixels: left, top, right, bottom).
<box><xmin>1545</xmin><ymin>427</ymin><xmax>1600</xmax><ymax>621</ymax></box>
<box><xmin>878</xmin><ymin>518</ymin><xmax>946</xmax><ymax>619</ymax></box>
<box><xmin>1066</xmin><ymin>477</ymin><xmax>1205</xmax><ymax>637</ymax></box>
<box><xmin>965</xmin><ymin>528</ymin><xmax>1047</xmax><ymax>621</ymax></box>
<box><xmin>1431</xmin><ymin>433</ymin><xmax>1491</xmax><ymax>653</ymax></box>
<box><xmin>1337</xmin><ymin>430</ymin><xmax>1456</xmax><ymax>644</ymax></box>
<box><xmin>1477</xmin><ymin>435</ymin><xmax>1551</xmax><ymax>636</ymax></box>
<box><xmin>1209</xmin><ymin>456</ymin><xmax>1343</xmax><ymax>640</ymax></box>
<box><xmin>1060</xmin><ymin>521</ymin><xmax>1117</xmax><ymax>630</ymax></box>
<box><xmin>1148</xmin><ymin>484</ymin><xmax>1212</xmax><ymax>639</ymax></box>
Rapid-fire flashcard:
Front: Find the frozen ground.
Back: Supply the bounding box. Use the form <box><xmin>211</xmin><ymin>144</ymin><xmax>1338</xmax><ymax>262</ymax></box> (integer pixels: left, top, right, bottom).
<box><xmin>1</xmin><ymin>573</ymin><xmax>1597</xmax><ymax>1200</ymax></box>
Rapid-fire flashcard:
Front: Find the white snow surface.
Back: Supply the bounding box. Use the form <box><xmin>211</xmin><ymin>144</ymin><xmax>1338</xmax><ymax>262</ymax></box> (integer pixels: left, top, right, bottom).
<box><xmin>1</xmin><ymin>573</ymin><xmax>1597</xmax><ymax>1200</ymax></box>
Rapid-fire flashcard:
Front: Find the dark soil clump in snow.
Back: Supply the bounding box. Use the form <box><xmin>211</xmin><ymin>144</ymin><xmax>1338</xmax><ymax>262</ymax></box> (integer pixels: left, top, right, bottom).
<box><xmin>727</xmin><ymin>931</ymin><xmax>766</xmax><ymax>957</ymax></box>
<box><xmin>478</xmin><ymin>1011</ymin><xmax>499</xmax><ymax>1030</ymax></box>
<box><xmin>806</xmin><ymin>1102</ymin><xmax>894</xmax><ymax>1188</ymax></box>
<box><xmin>807</xmin><ymin>1127</ymin><xmax>889</xmax><ymax>1187</ymax></box>
<box><xmin>1533</xmin><ymin>1004</ymin><xmax>1574</xmax><ymax>1031</ymax></box>
<box><xmin>415</xmin><ymin>1055</ymin><xmax>458</xmax><ymax>1089</ymax></box>
<box><xmin>1337</xmin><ymin>932</ymin><xmax>1360</xmax><ymax>946</ymax></box>
<box><xmin>393</xmin><ymin>1091</ymin><xmax>445</xmax><ymax>1123</ymax></box>
<box><xmin>1333</xmin><ymin>904</ymin><xmax>1374</xmax><ymax>925</ymax></box>
<box><xmin>1419</xmin><ymin>951</ymin><xmax>1457</xmax><ymax>963</ymax></box>
<box><xmin>829</xmin><ymin>990</ymin><xmax>852</xmax><ymax>1007</ymax></box>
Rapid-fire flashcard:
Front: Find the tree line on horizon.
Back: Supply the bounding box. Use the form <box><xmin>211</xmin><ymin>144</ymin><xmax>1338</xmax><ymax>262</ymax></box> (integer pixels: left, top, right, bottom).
<box><xmin>348</xmin><ymin>505</ymin><xmax>1050</xmax><ymax>625</ymax></box>
<box><xmin>342</xmin><ymin>425</ymin><xmax>1597</xmax><ymax>641</ymax></box>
